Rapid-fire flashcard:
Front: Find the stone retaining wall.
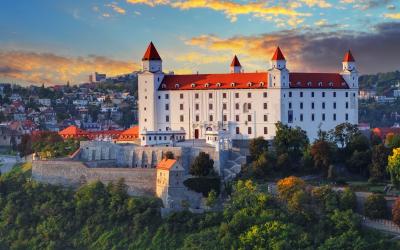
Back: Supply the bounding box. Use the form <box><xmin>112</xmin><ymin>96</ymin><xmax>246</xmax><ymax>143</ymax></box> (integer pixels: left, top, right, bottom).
<box><xmin>32</xmin><ymin>160</ymin><xmax>157</xmax><ymax>196</ymax></box>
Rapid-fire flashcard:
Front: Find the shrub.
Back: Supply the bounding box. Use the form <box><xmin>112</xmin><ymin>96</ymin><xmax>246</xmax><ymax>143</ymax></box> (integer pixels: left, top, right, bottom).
<box><xmin>277</xmin><ymin>176</ymin><xmax>306</xmax><ymax>201</ymax></box>
<box><xmin>364</xmin><ymin>194</ymin><xmax>387</xmax><ymax>219</ymax></box>
<box><xmin>189</xmin><ymin>152</ymin><xmax>214</xmax><ymax>177</ymax></box>
<box><xmin>183</xmin><ymin>177</ymin><xmax>220</xmax><ymax>197</ymax></box>
<box><xmin>339</xmin><ymin>188</ymin><xmax>357</xmax><ymax>211</ymax></box>
<box><xmin>392</xmin><ymin>197</ymin><xmax>400</xmax><ymax>226</ymax></box>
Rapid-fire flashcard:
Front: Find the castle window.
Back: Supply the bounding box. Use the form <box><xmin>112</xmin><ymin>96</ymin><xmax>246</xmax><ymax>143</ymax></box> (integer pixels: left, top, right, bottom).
<box><xmin>248</xmin><ymin>115</ymin><xmax>252</xmax><ymax>122</ymax></box>
<box><xmin>223</xmin><ymin>103</ymin><xmax>227</xmax><ymax>110</ymax></box>
<box><xmin>209</xmin><ymin>103</ymin><xmax>213</xmax><ymax>110</ymax></box>
<box><xmin>264</xmin><ymin>127</ymin><xmax>268</xmax><ymax>134</ymax></box>
<box><xmin>191</xmin><ymin>83</ymin><xmax>196</xmax><ymax>88</ymax></box>
<box><xmin>236</xmin><ymin>115</ymin><xmax>239</xmax><ymax>122</ymax></box>
<box><xmin>165</xmin><ymin>94</ymin><xmax>169</xmax><ymax>99</ymax></box>
<box><xmin>289</xmin><ymin>102</ymin><xmax>292</xmax><ymax>109</ymax></box>
<box><xmin>307</xmin><ymin>81</ymin><xmax>312</xmax><ymax>86</ymax></box>
<box><xmin>180</xmin><ymin>115</ymin><xmax>184</xmax><ymax>122</ymax></box>
<box><xmin>260</xmin><ymin>82</ymin><xmax>265</xmax><ymax>87</ymax></box>
<box><xmin>311</xmin><ymin>102</ymin><xmax>314</xmax><ymax>109</ymax></box>
<box><xmin>333</xmin><ymin>92</ymin><xmax>336</xmax><ymax>97</ymax></box>
<box><xmin>346</xmin><ymin>102</ymin><xmax>349</xmax><ymax>109</ymax></box>
<box><xmin>322</xmin><ymin>113</ymin><xmax>325</xmax><ymax>121</ymax></box>
<box><xmin>346</xmin><ymin>113</ymin><xmax>349</xmax><ymax>121</ymax></box>
<box><xmin>263</xmin><ymin>92</ymin><xmax>267</xmax><ymax>98</ymax></box>
<box><xmin>209</xmin><ymin>115</ymin><xmax>213</xmax><ymax>121</ymax></box>
<box><xmin>248</xmin><ymin>103</ymin><xmax>252</xmax><ymax>110</ymax></box>
<box><xmin>209</xmin><ymin>93</ymin><xmax>213</xmax><ymax>99</ymax></box>
<box><xmin>235</xmin><ymin>103</ymin><xmax>239</xmax><ymax>109</ymax></box>
<box><xmin>247</xmin><ymin>92</ymin><xmax>251</xmax><ymax>98</ymax></box>
<box><xmin>300</xmin><ymin>102</ymin><xmax>303</xmax><ymax>109</ymax></box>
<box><xmin>346</xmin><ymin>92</ymin><xmax>348</xmax><ymax>97</ymax></box>
<box><xmin>216</xmin><ymin>82</ymin><xmax>221</xmax><ymax>87</ymax></box>
<box><xmin>289</xmin><ymin>92</ymin><xmax>292</xmax><ymax>97</ymax></box>
<box><xmin>161</xmin><ymin>84</ymin><xmax>166</xmax><ymax>89</ymax></box>
<box><xmin>231</xmin><ymin>82</ymin><xmax>236</xmax><ymax>87</ymax></box>
<box><xmin>300</xmin><ymin>114</ymin><xmax>303</xmax><ymax>121</ymax></box>
<box><xmin>223</xmin><ymin>115</ymin><xmax>227</xmax><ymax>121</ymax></box>
<box><xmin>322</xmin><ymin>92</ymin><xmax>325</xmax><ymax>97</ymax></box>
<box><xmin>264</xmin><ymin>103</ymin><xmax>268</xmax><ymax>109</ymax></box>
<box><xmin>223</xmin><ymin>93</ymin><xmax>227</xmax><ymax>98</ymax></box>
<box><xmin>205</xmin><ymin>83</ymin><xmax>210</xmax><ymax>88</ymax></box>
<box><xmin>247</xmin><ymin>82</ymin><xmax>252</xmax><ymax>87</ymax></box>
<box><xmin>165</xmin><ymin>104</ymin><xmax>169</xmax><ymax>110</ymax></box>
<box><xmin>236</xmin><ymin>127</ymin><xmax>240</xmax><ymax>134</ymax></box>
<box><xmin>248</xmin><ymin>127</ymin><xmax>252</xmax><ymax>134</ymax></box>
<box><xmin>180</xmin><ymin>104</ymin><xmax>184</xmax><ymax>110</ymax></box>
<box><xmin>195</xmin><ymin>115</ymin><xmax>199</xmax><ymax>122</ymax></box>
<box><xmin>180</xmin><ymin>93</ymin><xmax>184</xmax><ymax>99</ymax></box>
<box><xmin>264</xmin><ymin>114</ymin><xmax>268</xmax><ymax>122</ymax></box>
<box><xmin>195</xmin><ymin>93</ymin><xmax>199</xmax><ymax>99</ymax></box>
<box><xmin>235</xmin><ymin>93</ymin><xmax>239</xmax><ymax>98</ymax></box>
<box><xmin>300</xmin><ymin>92</ymin><xmax>303</xmax><ymax>97</ymax></box>
<box><xmin>166</xmin><ymin>115</ymin><xmax>169</xmax><ymax>122</ymax></box>
<box><xmin>328</xmin><ymin>82</ymin><xmax>333</xmax><ymax>87</ymax></box>
<box><xmin>333</xmin><ymin>113</ymin><xmax>337</xmax><ymax>121</ymax></box>
<box><xmin>311</xmin><ymin>92</ymin><xmax>315</xmax><ymax>97</ymax></box>
<box><xmin>322</xmin><ymin>102</ymin><xmax>325</xmax><ymax>109</ymax></box>
<box><xmin>175</xmin><ymin>84</ymin><xmax>180</xmax><ymax>89</ymax></box>
<box><xmin>333</xmin><ymin>102</ymin><xmax>336</xmax><ymax>109</ymax></box>
<box><xmin>311</xmin><ymin>114</ymin><xmax>315</xmax><ymax>121</ymax></box>
<box><xmin>195</xmin><ymin>103</ymin><xmax>199</xmax><ymax>110</ymax></box>
<box><xmin>318</xmin><ymin>82</ymin><xmax>322</xmax><ymax>87</ymax></box>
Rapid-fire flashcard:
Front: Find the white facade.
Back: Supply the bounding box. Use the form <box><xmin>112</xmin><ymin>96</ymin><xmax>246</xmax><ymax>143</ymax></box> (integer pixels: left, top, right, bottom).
<box><xmin>138</xmin><ymin>44</ymin><xmax>358</xmax><ymax>142</ymax></box>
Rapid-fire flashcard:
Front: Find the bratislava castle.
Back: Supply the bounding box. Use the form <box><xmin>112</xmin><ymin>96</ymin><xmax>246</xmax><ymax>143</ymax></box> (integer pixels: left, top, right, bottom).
<box><xmin>138</xmin><ymin>42</ymin><xmax>358</xmax><ymax>145</ymax></box>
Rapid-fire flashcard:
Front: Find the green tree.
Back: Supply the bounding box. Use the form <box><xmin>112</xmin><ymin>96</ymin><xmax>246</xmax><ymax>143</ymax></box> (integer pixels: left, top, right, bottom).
<box><xmin>189</xmin><ymin>152</ymin><xmax>214</xmax><ymax>177</ymax></box>
<box><xmin>206</xmin><ymin>190</ymin><xmax>217</xmax><ymax>208</ymax></box>
<box><xmin>364</xmin><ymin>194</ymin><xmax>387</xmax><ymax>219</ymax></box>
<box><xmin>388</xmin><ymin>148</ymin><xmax>400</xmax><ymax>188</ymax></box>
<box><xmin>329</xmin><ymin>123</ymin><xmax>360</xmax><ymax>149</ymax></box>
<box><xmin>339</xmin><ymin>188</ymin><xmax>357</xmax><ymax>211</ymax></box>
<box><xmin>369</xmin><ymin>143</ymin><xmax>390</xmax><ymax>180</ymax></box>
<box><xmin>248</xmin><ymin>137</ymin><xmax>269</xmax><ymax>161</ymax></box>
<box><xmin>310</xmin><ymin>139</ymin><xmax>336</xmax><ymax>177</ymax></box>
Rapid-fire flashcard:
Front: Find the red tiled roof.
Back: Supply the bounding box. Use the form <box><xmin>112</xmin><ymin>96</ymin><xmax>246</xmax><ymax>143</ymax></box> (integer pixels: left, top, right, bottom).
<box><xmin>142</xmin><ymin>42</ymin><xmax>161</xmax><ymax>61</ymax></box>
<box><xmin>230</xmin><ymin>55</ymin><xmax>241</xmax><ymax>67</ymax></box>
<box><xmin>116</xmin><ymin>126</ymin><xmax>139</xmax><ymax>141</ymax></box>
<box><xmin>343</xmin><ymin>50</ymin><xmax>355</xmax><ymax>62</ymax></box>
<box><xmin>59</xmin><ymin>125</ymin><xmax>85</xmax><ymax>136</ymax></box>
<box><xmin>289</xmin><ymin>73</ymin><xmax>349</xmax><ymax>89</ymax></box>
<box><xmin>271</xmin><ymin>46</ymin><xmax>285</xmax><ymax>60</ymax></box>
<box><xmin>156</xmin><ymin>159</ymin><xmax>177</xmax><ymax>171</ymax></box>
<box><xmin>159</xmin><ymin>72</ymin><xmax>349</xmax><ymax>90</ymax></box>
<box><xmin>159</xmin><ymin>73</ymin><xmax>268</xmax><ymax>90</ymax></box>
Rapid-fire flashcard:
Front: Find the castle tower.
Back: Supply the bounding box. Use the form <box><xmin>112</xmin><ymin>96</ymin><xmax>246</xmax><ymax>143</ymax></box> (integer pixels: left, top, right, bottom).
<box><xmin>138</xmin><ymin>42</ymin><xmax>164</xmax><ymax>132</ymax></box>
<box><xmin>340</xmin><ymin>50</ymin><xmax>358</xmax><ymax>89</ymax></box>
<box><xmin>142</xmin><ymin>41</ymin><xmax>162</xmax><ymax>73</ymax></box>
<box><xmin>268</xmin><ymin>46</ymin><xmax>289</xmax><ymax>88</ymax></box>
<box><xmin>230</xmin><ymin>55</ymin><xmax>242</xmax><ymax>73</ymax></box>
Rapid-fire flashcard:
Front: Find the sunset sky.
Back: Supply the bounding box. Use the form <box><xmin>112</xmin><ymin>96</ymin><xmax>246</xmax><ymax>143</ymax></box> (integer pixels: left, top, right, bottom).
<box><xmin>1</xmin><ymin>0</ymin><xmax>400</xmax><ymax>85</ymax></box>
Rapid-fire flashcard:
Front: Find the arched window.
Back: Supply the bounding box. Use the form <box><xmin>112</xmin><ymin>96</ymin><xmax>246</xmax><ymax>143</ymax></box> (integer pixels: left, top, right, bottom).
<box><xmin>175</xmin><ymin>83</ymin><xmax>180</xmax><ymax>89</ymax></box>
<box><xmin>231</xmin><ymin>82</ymin><xmax>236</xmax><ymax>87</ymax></box>
<box><xmin>205</xmin><ymin>83</ymin><xmax>210</xmax><ymax>88</ymax></box>
<box><xmin>161</xmin><ymin>84</ymin><xmax>166</xmax><ymax>89</ymax></box>
<box><xmin>191</xmin><ymin>83</ymin><xmax>196</xmax><ymax>88</ymax></box>
<box><xmin>216</xmin><ymin>82</ymin><xmax>221</xmax><ymax>87</ymax></box>
<box><xmin>307</xmin><ymin>81</ymin><xmax>312</xmax><ymax>87</ymax></box>
<box><xmin>247</xmin><ymin>82</ymin><xmax>252</xmax><ymax>87</ymax></box>
<box><xmin>318</xmin><ymin>82</ymin><xmax>322</xmax><ymax>87</ymax></box>
<box><xmin>259</xmin><ymin>82</ymin><xmax>264</xmax><ymax>87</ymax></box>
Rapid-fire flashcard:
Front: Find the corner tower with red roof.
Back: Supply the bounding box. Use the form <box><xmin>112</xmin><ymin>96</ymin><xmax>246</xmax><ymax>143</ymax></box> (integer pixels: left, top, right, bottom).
<box><xmin>340</xmin><ymin>50</ymin><xmax>358</xmax><ymax>89</ymax></box>
<box><xmin>230</xmin><ymin>55</ymin><xmax>242</xmax><ymax>73</ymax></box>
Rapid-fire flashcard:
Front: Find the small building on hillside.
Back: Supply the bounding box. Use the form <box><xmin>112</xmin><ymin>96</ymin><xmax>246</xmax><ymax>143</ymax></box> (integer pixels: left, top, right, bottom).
<box><xmin>115</xmin><ymin>126</ymin><xmax>139</xmax><ymax>144</ymax></box>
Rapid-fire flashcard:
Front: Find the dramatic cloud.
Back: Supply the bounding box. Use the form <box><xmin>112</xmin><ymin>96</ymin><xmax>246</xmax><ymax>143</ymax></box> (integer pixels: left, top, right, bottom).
<box><xmin>126</xmin><ymin>0</ymin><xmax>310</xmax><ymax>23</ymax></box>
<box><xmin>384</xmin><ymin>13</ymin><xmax>400</xmax><ymax>19</ymax></box>
<box><xmin>185</xmin><ymin>22</ymin><xmax>400</xmax><ymax>74</ymax></box>
<box><xmin>0</xmin><ymin>51</ymin><xmax>140</xmax><ymax>85</ymax></box>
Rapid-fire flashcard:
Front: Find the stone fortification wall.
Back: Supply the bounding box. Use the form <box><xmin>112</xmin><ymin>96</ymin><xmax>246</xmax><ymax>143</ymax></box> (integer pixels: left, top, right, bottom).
<box><xmin>32</xmin><ymin>160</ymin><xmax>156</xmax><ymax>196</ymax></box>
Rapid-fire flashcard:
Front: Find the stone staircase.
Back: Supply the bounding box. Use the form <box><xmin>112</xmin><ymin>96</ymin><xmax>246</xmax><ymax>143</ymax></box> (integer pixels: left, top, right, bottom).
<box><xmin>223</xmin><ymin>149</ymin><xmax>247</xmax><ymax>181</ymax></box>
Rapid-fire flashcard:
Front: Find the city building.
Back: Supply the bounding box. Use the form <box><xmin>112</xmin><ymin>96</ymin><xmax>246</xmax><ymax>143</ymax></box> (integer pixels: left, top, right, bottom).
<box><xmin>138</xmin><ymin>42</ymin><xmax>359</xmax><ymax>143</ymax></box>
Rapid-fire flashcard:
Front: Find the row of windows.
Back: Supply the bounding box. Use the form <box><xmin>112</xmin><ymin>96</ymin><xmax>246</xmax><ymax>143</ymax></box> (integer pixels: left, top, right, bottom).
<box><xmin>290</xmin><ymin>101</ymin><xmax>350</xmax><ymax>110</ymax></box>
<box><xmin>159</xmin><ymin>91</ymin><xmax>355</xmax><ymax>101</ymax></box>
<box><xmin>169</xmin><ymin>102</ymin><xmax>266</xmax><ymax>111</ymax></box>
<box><xmin>167</xmin><ymin>114</ymin><xmax>269</xmax><ymax>123</ymax></box>
<box><xmin>295</xmin><ymin>113</ymin><xmax>349</xmax><ymax>122</ymax></box>
<box><xmin>235</xmin><ymin>127</ymin><xmax>268</xmax><ymax>135</ymax></box>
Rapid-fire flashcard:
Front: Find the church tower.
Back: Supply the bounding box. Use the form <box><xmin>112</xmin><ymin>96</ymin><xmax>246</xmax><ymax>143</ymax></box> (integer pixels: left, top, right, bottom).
<box><xmin>230</xmin><ymin>55</ymin><xmax>242</xmax><ymax>73</ymax></box>
<box><xmin>340</xmin><ymin>50</ymin><xmax>358</xmax><ymax>89</ymax></box>
<box><xmin>138</xmin><ymin>42</ymin><xmax>164</xmax><ymax>132</ymax></box>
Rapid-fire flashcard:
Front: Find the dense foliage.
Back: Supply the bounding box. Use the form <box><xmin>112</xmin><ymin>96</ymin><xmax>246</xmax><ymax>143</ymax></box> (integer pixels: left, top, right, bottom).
<box><xmin>364</xmin><ymin>194</ymin><xmax>388</xmax><ymax>219</ymax></box>
<box><xmin>0</xmin><ymin>170</ymin><xmax>397</xmax><ymax>250</ymax></box>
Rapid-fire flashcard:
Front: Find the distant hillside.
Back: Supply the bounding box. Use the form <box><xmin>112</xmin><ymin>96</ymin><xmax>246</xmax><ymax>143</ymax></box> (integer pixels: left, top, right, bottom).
<box><xmin>359</xmin><ymin>70</ymin><xmax>400</xmax><ymax>96</ymax></box>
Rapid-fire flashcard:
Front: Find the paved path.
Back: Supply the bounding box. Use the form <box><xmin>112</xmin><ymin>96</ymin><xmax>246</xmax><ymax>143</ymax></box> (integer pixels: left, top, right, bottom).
<box><xmin>0</xmin><ymin>155</ymin><xmax>23</xmax><ymax>174</ymax></box>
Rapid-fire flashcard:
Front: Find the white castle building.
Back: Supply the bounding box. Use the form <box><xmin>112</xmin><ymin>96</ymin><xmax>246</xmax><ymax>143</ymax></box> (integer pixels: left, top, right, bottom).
<box><xmin>138</xmin><ymin>42</ymin><xmax>358</xmax><ymax>145</ymax></box>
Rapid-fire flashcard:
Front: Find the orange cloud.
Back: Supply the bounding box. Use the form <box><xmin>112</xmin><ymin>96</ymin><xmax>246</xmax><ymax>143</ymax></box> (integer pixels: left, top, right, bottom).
<box><xmin>0</xmin><ymin>50</ymin><xmax>139</xmax><ymax>85</ymax></box>
<box><xmin>126</xmin><ymin>0</ymin><xmax>310</xmax><ymax>23</ymax></box>
<box><xmin>106</xmin><ymin>3</ymin><xmax>127</xmax><ymax>14</ymax></box>
<box><xmin>384</xmin><ymin>13</ymin><xmax>400</xmax><ymax>19</ymax></box>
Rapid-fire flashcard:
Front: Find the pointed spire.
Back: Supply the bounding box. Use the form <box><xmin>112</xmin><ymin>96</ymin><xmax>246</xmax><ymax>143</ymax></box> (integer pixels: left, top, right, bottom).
<box><xmin>142</xmin><ymin>42</ymin><xmax>162</xmax><ymax>61</ymax></box>
<box><xmin>271</xmin><ymin>46</ymin><xmax>285</xmax><ymax>61</ymax></box>
<box><xmin>343</xmin><ymin>50</ymin><xmax>355</xmax><ymax>62</ymax></box>
<box><xmin>230</xmin><ymin>55</ymin><xmax>241</xmax><ymax>67</ymax></box>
